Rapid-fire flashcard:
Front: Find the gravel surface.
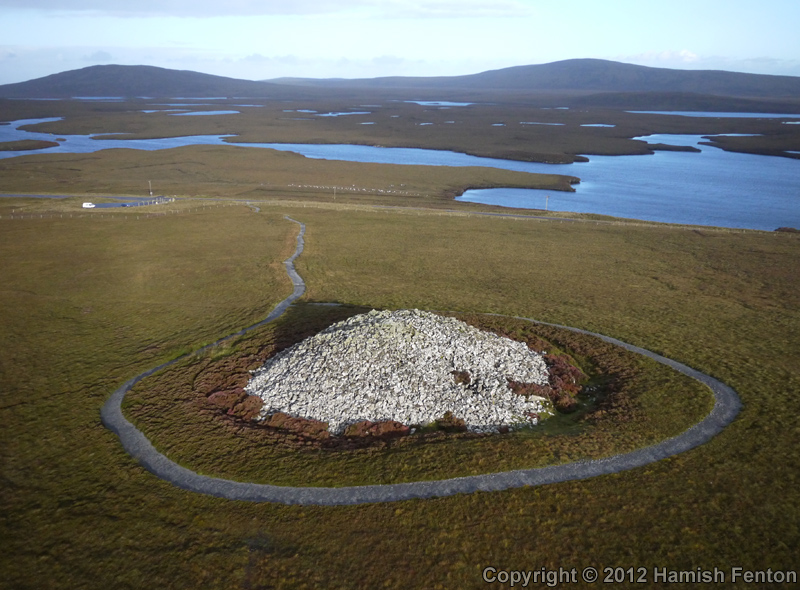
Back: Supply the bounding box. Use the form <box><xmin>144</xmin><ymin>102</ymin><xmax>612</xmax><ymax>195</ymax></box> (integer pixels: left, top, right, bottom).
<box><xmin>246</xmin><ymin>309</ymin><xmax>550</xmax><ymax>434</ymax></box>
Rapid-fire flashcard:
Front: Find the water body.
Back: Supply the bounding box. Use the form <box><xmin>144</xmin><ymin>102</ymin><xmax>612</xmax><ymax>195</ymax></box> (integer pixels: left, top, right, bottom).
<box><xmin>72</xmin><ymin>97</ymin><xmax>125</xmax><ymax>101</ymax></box>
<box><xmin>1</xmin><ymin>119</ymin><xmax>798</xmax><ymax>230</ymax></box>
<box><xmin>458</xmin><ymin>135</ymin><xmax>800</xmax><ymax>230</ymax></box>
<box><xmin>404</xmin><ymin>101</ymin><xmax>475</xmax><ymax>107</ymax></box>
<box><xmin>0</xmin><ymin>118</ymin><xmax>237</xmax><ymax>158</ymax></box>
<box><xmin>316</xmin><ymin>111</ymin><xmax>371</xmax><ymax>117</ymax></box>
<box><xmin>629</xmin><ymin>111</ymin><xmax>800</xmax><ymax>119</ymax></box>
<box><xmin>171</xmin><ymin>111</ymin><xmax>240</xmax><ymax>116</ymax></box>
<box><xmin>155</xmin><ymin>103</ymin><xmax>225</xmax><ymax>107</ymax></box>
<box><xmin>233</xmin><ymin>141</ymin><xmax>565</xmax><ymax>173</ymax></box>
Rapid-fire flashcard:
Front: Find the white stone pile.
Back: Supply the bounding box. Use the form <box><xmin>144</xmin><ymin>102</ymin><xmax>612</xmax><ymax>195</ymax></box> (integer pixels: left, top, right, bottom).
<box><xmin>245</xmin><ymin>309</ymin><xmax>551</xmax><ymax>434</ymax></box>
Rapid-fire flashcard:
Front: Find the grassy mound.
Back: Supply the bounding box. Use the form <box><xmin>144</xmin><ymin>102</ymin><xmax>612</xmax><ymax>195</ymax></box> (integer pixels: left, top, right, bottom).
<box><xmin>123</xmin><ymin>304</ymin><xmax>713</xmax><ymax>487</ymax></box>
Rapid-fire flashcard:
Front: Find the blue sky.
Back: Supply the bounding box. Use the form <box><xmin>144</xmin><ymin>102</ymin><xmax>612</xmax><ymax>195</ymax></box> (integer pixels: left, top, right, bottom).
<box><xmin>1</xmin><ymin>0</ymin><xmax>798</xmax><ymax>84</ymax></box>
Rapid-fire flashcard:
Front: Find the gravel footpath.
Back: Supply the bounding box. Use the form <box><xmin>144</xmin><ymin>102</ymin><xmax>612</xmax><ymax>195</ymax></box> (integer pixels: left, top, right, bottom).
<box><xmin>101</xmin><ymin>215</ymin><xmax>742</xmax><ymax>505</ymax></box>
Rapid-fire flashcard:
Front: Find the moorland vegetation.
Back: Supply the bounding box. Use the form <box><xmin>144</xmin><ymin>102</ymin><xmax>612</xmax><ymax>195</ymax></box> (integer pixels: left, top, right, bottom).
<box><xmin>1</xmin><ymin>73</ymin><xmax>799</xmax><ymax>587</ymax></box>
<box><xmin>2</xmin><ymin>58</ymin><xmax>800</xmax><ymax>166</ymax></box>
<box><xmin>2</xmin><ymin>194</ymin><xmax>798</xmax><ymax>588</ymax></box>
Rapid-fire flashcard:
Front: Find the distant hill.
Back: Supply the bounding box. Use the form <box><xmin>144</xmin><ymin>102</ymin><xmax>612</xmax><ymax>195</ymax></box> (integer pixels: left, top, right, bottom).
<box><xmin>267</xmin><ymin>59</ymin><xmax>800</xmax><ymax>99</ymax></box>
<box><xmin>2</xmin><ymin>60</ymin><xmax>799</xmax><ymax>101</ymax></box>
<box><xmin>0</xmin><ymin>64</ymin><xmax>276</xmax><ymax>98</ymax></box>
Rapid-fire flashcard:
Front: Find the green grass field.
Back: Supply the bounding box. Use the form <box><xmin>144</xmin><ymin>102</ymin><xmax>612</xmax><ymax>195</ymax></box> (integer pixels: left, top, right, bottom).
<box><xmin>2</xmin><ymin>189</ymin><xmax>798</xmax><ymax>588</ymax></box>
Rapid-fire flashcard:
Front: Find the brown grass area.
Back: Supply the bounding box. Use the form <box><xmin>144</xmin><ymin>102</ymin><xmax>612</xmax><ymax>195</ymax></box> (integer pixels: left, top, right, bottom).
<box><xmin>0</xmin><ymin>143</ymin><xmax>576</xmax><ymax>204</ymax></box>
<box><xmin>3</xmin><ymin>96</ymin><xmax>798</xmax><ymax>163</ymax></box>
<box><xmin>0</xmin><ymin>139</ymin><xmax>60</xmax><ymax>151</ymax></box>
<box><xmin>122</xmin><ymin>304</ymin><xmax>710</xmax><ymax>485</ymax></box>
<box><xmin>1</xmin><ymin>191</ymin><xmax>798</xmax><ymax>588</ymax></box>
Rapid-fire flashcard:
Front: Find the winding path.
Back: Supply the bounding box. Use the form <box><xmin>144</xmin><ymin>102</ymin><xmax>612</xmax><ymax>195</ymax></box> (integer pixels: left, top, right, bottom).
<box><xmin>101</xmin><ymin>215</ymin><xmax>741</xmax><ymax>506</ymax></box>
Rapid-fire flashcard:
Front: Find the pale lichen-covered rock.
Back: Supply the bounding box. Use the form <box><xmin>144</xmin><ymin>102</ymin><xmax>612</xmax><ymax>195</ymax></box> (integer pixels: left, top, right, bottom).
<box><xmin>245</xmin><ymin>309</ymin><xmax>551</xmax><ymax>434</ymax></box>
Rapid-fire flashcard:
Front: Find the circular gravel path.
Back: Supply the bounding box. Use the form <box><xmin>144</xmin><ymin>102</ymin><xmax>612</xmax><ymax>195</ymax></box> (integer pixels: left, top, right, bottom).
<box><xmin>101</xmin><ymin>215</ymin><xmax>742</xmax><ymax>505</ymax></box>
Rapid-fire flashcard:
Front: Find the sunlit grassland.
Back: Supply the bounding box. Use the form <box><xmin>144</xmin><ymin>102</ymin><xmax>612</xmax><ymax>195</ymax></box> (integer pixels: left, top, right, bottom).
<box><xmin>0</xmin><ymin>144</ymin><xmax>576</xmax><ymax>203</ymax></box>
<box><xmin>1</xmin><ymin>199</ymin><xmax>799</xmax><ymax>589</ymax></box>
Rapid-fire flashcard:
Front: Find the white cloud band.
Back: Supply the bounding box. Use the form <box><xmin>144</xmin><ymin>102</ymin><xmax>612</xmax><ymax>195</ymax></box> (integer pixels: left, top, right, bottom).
<box><xmin>0</xmin><ymin>0</ymin><xmax>530</xmax><ymax>18</ymax></box>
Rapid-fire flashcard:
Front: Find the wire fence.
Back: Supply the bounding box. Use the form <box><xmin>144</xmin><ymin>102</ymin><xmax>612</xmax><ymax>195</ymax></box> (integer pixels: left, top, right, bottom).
<box><xmin>0</xmin><ymin>198</ymin><xmax>771</xmax><ymax>235</ymax></box>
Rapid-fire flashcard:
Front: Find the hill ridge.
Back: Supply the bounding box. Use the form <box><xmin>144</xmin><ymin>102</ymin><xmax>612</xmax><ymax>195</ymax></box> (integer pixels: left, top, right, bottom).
<box><xmin>0</xmin><ymin>64</ymin><xmax>276</xmax><ymax>98</ymax></box>
<box><xmin>2</xmin><ymin>59</ymin><xmax>800</xmax><ymax>99</ymax></box>
<box><xmin>264</xmin><ymin>58</ymin><xmax>800</xmax><ymax>98</ymax></box>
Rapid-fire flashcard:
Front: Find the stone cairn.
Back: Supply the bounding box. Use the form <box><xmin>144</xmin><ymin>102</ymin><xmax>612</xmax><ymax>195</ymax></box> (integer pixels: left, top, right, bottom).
<box><xmin>245</xmin><ymin>309</ymin><xmax>551</xmax><ymax>435</ymax></box>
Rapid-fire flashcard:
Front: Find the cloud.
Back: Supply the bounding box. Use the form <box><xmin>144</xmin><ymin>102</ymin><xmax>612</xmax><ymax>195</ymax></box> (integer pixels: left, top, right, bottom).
<box><xmin>242</xmin><ymin>53</ymin><xmax>303</xmax><ymax>66</ymax></box>
<box><xmin>0</xmin><ymin>0</ymin><xmax>385</xmax><ymax>17</ymax></box>
<box><xmin>82</xmin><ymin>50</ymin><xmax>113</xmax><ymax>62</ymax></box>
<box><xmin>617</xmin><ymin>50</ymin><xmax>800</xmax><ymax>76</ymax></box>
<box><xmin>376</xmin><ymin>0</ymin><xmax>533</xmax><ymax>18</ymax></box>
<box><xmin>624</xmin><ymin>49</ymin><xmax>700</xmax><ymax>65</ymax></box>
<box><xmin>0</xmin><ymin>0</ymin><xmax>366</xmax><ymax>17</ymax></box>
<box><xmin>372</xmin><ymin>55</ymin><xmax>405</xmax><ymax>66</ymax></box>
<box><xmin>242</xmin><ymin>53</ymin><xmax>272</xmax><ymax>63</ymax></box>
<box><xmin>0</xmin><ymin>0</ymin><xmax>531</xmax><ymax>18</ymax></box>
<box><xmin>713</xmin><ymin>56</ymin><xmax>800</xmax><ymax>76</ymax></box>
<box><xmin>734</xmin><ymin>56</ymin><xmax>800</xmax><ymax>76</ymax></box>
